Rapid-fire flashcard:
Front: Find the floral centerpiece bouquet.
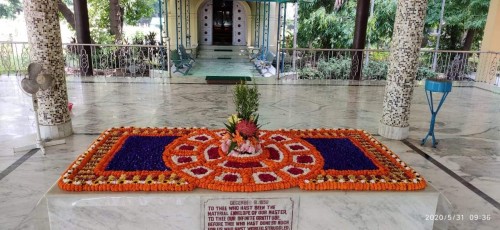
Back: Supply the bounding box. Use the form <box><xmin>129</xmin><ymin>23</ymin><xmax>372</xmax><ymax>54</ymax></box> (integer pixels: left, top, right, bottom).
<box><xmin>221</xmin><ymin>82</ymin><xmax>262</xmax><ymax>156</ymax></box>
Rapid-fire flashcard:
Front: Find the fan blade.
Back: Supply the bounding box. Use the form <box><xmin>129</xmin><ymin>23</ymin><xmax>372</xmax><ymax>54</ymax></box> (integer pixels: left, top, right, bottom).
<box><xmin>28</xmin><ymin>63</ymin><xmax>43</xmax><ymax>80</ymax></box>
<box><xmin>38</xmin><ymin>74</ymin><xmax>54</xmax><ymax>90</ymax></box>
<box><xmin>21</xmin><ymin>78</ymin><xmax>40</xmax><ymax>94</ymax></box>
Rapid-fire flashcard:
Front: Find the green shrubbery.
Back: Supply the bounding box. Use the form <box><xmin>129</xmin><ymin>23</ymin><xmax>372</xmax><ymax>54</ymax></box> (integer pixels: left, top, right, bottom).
<box><xmin>298</xmin><ymin>57</ymin><xmax>437</xmax><ymax>80</ymax></box>
<box><xmin>363</xmin><ymin>61</ymin><xmax>388</xmax><ymax>80</ymax></box>
<box><xmin>298</xmin><ymin>66</ymin><xmax>323</xmax><ymax>79</ymax></box>
<box><xmin>317</xmin><ymin>58</ymin><xmax>352</xmax><ymax>79</ymax></box>
<box><xmin>416</xmin><ymin>67</ymin><xmax>438</xmax><ymax>80</ymax></box>
<box><xmin>66</xmin><ymin>31</ymin><xmax>165</xmax><ymax>73</ymax></box>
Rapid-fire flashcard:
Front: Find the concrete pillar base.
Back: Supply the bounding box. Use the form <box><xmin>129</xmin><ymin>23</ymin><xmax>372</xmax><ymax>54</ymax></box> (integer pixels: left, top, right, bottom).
<box><xmin>378</xmin><ymin>122</ymin><xmax>409</xmax><ymax>140</ymax></box>
<box><xmin>40</xmin><ymin>121</ymin><xmax>73</xmax><ymax>140</ymax></box>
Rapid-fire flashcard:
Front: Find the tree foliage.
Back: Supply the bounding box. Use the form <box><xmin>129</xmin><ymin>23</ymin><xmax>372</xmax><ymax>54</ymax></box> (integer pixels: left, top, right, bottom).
<box><xmin>0</xmin><ymin>0</ymin><xmax>156</xmax><ymax>43</ymax></box>
<box><xmin>297</xmin><ymin>0</ymin><xmax>397</xmax><ymax>49</ymax></box>
<box><xmin>367</xmin><ymin>0</ymin><xmax>397</xmax><ymax>49</ymax></box>
<box><xmin>122</xmin><ymin>0</ymin><xmax>155</xmax><ymax>24</ymax></box>
<box><xmin>298</xmin><ymin>0</ymin><xmax>490</xmax><ymax>50</ymax></box>
<box><xmin>0</xmin><ymin>0</ymin><xmax>22</xmax><ymax>19</ymax></box>
<box><xmin>297</xmin><ymin>0</ymin><xmax>356</xmax><ymax>48</ymax></box>
<box><xmin>88</xmin><ymin>0</ymin><xmax>156</xmax><ymax>43</ymax></box>
<box><xmin>425</xmin><ymin>0</ymin><xmax>489</xmax><ymax>50</ymax></box>
<box><xmin>426</xmin><ymin>0</ymin><xmax>488</xmax><ymax>30</ymax></box>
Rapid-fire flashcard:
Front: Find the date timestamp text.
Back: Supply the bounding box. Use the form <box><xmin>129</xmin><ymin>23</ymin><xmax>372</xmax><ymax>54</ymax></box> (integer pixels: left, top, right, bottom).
<box><xmin>425</xmin><ymin>214</ymin><xmax>491</xmax><ymax>221</ymax></box>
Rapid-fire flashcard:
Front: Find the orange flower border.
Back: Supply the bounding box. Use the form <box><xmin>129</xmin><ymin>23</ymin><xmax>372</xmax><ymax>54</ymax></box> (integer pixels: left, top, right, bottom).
<box><xmin>58</xmin><ymin>127</ymin><xmax>426</xmax><ymax>192</ymax></box>
<box><xmin>283</xmin><ymin>128</ymin><xmax>426</xmax><ymax>191</ymax></box>
<box><xmin>58</xmin><ymin>127</ymin><xmax>197</xmax><ymax>192</ymax></box>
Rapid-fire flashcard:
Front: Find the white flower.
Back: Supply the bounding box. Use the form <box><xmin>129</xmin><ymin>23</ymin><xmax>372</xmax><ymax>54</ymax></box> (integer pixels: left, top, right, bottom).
<box><xmin>228</xmin><ymin>114</ymin><xmax>240</xmax><ymax>124</ymax></box>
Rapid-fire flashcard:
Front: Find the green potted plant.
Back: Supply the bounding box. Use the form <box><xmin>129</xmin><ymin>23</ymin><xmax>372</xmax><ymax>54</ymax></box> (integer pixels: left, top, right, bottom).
<box><xmin>221</xmin><ymin>81</ymin><xmax>262</xmax><ymax>155</ymax></box>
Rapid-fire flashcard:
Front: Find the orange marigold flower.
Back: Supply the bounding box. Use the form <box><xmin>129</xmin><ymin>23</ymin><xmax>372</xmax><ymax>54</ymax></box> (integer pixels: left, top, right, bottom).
<box><xmin>250</xmin><ymin>137</ymin><xmax>259</xmax><ymax>145</ymax></box>
<box><xmin>234</xmin><ymin>131</ymin><xmax>244</xmax><ymax>145</ymax></box>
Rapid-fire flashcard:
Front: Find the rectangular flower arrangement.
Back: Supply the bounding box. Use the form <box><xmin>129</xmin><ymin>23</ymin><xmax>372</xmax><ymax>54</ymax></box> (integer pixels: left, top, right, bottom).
<box><xmin>58</xmin><ymin>127</ymin><xmax>426</xmax><ymax>192</ymax></box>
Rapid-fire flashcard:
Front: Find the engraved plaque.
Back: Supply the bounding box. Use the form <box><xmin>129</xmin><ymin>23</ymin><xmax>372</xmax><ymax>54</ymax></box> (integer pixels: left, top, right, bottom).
<box><xmin>204</xmin><ymin>198</ymin><xmax>294</xmax><ymax>230</ymax></box>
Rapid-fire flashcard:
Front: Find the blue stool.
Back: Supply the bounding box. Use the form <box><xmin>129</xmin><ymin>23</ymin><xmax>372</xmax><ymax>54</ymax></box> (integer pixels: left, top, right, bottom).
<box><xmin>421</xmin><ymin>79</ymin><xmax>452</xmax><ymax>148</ymax></box>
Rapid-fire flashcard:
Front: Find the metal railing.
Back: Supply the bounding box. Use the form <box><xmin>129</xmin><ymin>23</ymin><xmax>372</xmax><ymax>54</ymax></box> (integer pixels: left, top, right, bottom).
<box><xmin>280</xmin><ymin>48</ymin><xmax>500</xmax><ymax>85</ymax></box>
<box><xmin>418</xmin><ymin>50</ymin><xmax>500</xmax><ymax>85</ymax></box>
<box><xmin>0</xmin><ymin>41</ymin><xmax>171</xmax><ymax>78</ymax></box>
<box><xmin>1</xmin><ymin>40</ymin><xmax>499</xmax><ymax>86</ymax></box>
<box><xmin>0</xmin><ymin>41</ymin><xmax>30</xmax><ymax>76</ymax></box>
<box><xmin>279</xmin><ymin>48</ymin><xmax>376</xmax><ymax>80</ymax></box>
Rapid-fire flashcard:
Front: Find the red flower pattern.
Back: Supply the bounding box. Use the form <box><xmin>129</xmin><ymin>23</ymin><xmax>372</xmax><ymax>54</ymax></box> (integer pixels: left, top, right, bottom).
<box><xmin>223</xmin><ymin>174</ymin><xmax>238</xmax><ymax>182</ymax></box>
<box><xmin>287</xmin><ymin>167</ymin><xmax>304</xmax><ymax>175</ymax></box>
<box><xmin>191</xmin><ymin>167</ymin><xmax>208</xmax><ymax>175</ymax></box>
<box><xmin>177</xmin><ymin>156</ymin><xmax>192</xmax><ymax>163</ymax></box>
<box><xmin>297</xmin><ymin>155</ymin><xmax>313</xmax><ymax>163</ymax></box>
<box><xmin>207</xmin><ymin>147</ymin><xmax>220</xmax><ymax>159</ymax></box>
<box><xmin>258</xmin><ymin>174</ymin><xmax>277</xmax><ymax>182</ymax></box>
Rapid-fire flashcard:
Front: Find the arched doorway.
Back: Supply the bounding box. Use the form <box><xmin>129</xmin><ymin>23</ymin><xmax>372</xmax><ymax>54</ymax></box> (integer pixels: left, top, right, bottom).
<box><xmin>199</xmin><ymin>0</ymin><xmax>213</xmax><ymax>45</ymax></box>
<box><xmin>232</xmin><ymin>1</ymin><xmax>246</xmax><ymax>45</ymax></box>
<box><xmin>198</xmin><ymin>0</ymin><xmax>247</xmax><ymax>46</ymax></box>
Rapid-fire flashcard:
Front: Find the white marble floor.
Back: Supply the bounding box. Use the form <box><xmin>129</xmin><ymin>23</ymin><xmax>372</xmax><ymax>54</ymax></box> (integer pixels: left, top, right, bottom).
<box><xmin>0</xmin><ymin>76</ymin><xmax>498</xmax><ymax>229</ymax></box>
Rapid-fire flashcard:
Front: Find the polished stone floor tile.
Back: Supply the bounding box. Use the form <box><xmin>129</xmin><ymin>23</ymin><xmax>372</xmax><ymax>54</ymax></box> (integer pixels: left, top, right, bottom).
<box><xmin>378</xmin><ymin>137</ymin><xmax>500</xmax><ymax>230</ymax></box>
<box><xmin>0</xmin><ymin>156</ymin><xmax>18</xmax><ymax>172</ymax></box>
<box><xmin>0</xmin><ymin>135</ymin><xmax>97</xmax><ymax>230</ymax></box>
<box><xmin>0</xmin><ymin>76</ymin><xmax>499</xmax><ymax>229</ymax></box>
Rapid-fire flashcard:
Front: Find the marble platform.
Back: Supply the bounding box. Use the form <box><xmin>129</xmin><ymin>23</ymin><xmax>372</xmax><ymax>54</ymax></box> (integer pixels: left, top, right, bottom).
<box><xmin>1</xmin><ymin>76</ymin><xmax>499</xmax><ymax>230</ymax></box>
<box><xmin>22</xmin><ymin>183</ymin><xmax>443</xmax><ymax>230</ymax></box>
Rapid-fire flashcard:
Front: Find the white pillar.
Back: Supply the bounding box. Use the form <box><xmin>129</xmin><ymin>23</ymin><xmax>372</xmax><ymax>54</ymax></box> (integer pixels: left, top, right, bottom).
<box><xmin>379</xmin><ymin>0</ymin><xmax>428</xmax><ymax>140</ymax></box>
<box><xmin>23</xmin><ymin>0</ymin><xmax>73</xmax><ymax>139</ymax></box>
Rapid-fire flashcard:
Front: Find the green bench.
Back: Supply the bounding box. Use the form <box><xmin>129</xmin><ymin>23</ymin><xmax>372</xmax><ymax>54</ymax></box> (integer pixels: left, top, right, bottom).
<box><xmin>170</xmin><ymin>50</ymin><xmax>193</xmax><ymax>75</ymax></box>
<box><xmin>249</xmin><ymin>46</ymin><xmax>265</xmax><ymax>61</ymax></box>
<box><xmin>253</xmin><ymin>50</ymin><xmax>275</xmax><ymax>68</ymax></box>
<box><xmin>179</xmin><ymin>45</ymin><xmax>195</xmax><ymax>62</ymax></box>
<box><xmin>253</xmin><ymin>50</ymin><xmax>276</xmax><ymax>77</ymax></box>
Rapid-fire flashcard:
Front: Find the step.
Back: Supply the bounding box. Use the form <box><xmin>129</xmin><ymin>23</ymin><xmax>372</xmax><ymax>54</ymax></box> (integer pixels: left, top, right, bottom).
<box><xmin>197</xmin><ymin>51</ymin><xmax>248</xmax><ymax>59</ymax></box>
<box><xmin>198</xmin><ymin>45</ymin><xmax>248</xmax><ymax>52</ymax></box>
<box><xmin>196</xmin><ymin>55</ymin><xmax>248</xmax><ymax>60</ymax></box>
<box><xmin>195</xmin><ymin>58</ymin><xmax>251</xmax><ymax>63</ymax></box>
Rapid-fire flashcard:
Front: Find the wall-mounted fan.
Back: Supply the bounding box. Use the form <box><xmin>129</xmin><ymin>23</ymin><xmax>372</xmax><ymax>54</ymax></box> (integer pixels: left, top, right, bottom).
<box><xmin>14</xmin><ymin>63</ymin><xmax>65</xmax><ymax>155</ymax></box>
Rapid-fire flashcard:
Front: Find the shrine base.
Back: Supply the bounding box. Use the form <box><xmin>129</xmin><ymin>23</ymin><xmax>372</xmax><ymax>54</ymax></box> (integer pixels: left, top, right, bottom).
<box><xmin>23</xmin><ymin>183</ymin><xmax>444</xmax><ymax>230</ymax></box>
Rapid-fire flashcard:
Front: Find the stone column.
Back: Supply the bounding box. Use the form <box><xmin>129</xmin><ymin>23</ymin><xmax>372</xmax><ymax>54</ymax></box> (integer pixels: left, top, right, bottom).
<box><xmin>378</xmin><ymin>0</ymin><xmax>428</xmax><ymax>140</ymax></box>
<box><xmin>477</xmin><ymin>0</ymin><xmax>500</xmax><ymax>84</ymax></box>
<box><xmin>23</xmin><ymin>0</ymin><xmax>73</xmax><ymax>140</ymax></box>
